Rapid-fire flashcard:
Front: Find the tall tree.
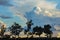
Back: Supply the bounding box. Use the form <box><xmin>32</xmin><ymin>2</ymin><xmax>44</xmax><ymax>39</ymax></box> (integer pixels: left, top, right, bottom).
<box><xmin>44</xmin><ymin>24</ymin><xmax>53</xmax><ymax>38</ymax></box>
<box><xmin>24</xmin><ymin>20</ymin><xmax>33</xmax><ymax>38</ymax></box>
<box><xmin>33</xmin><ymin>26</ymin><xmax>43</xmax><ymax>37</ymax></box>
<box><xmin>26</xmin><ymin>20</ymin><xmax>33</xmax><ymax>31</ymax></box>
<box><xmin>9</xmin><ymin>22</ymin><xmax>23</xmax><ymax>38</ymax></box>
<box><xmin>24</xmin><ymin>29</ymin><xmax>30</xmax><ymax>38</ymax></box>
<box><xmin>1</xmin><ymin>25</ymin><xmax>6</xmax><ymax>38</ymax></box>
<box><xmin>26</xmin><ymin>20</ymin><xmax>33</xmax><ymax>38</ymax></box>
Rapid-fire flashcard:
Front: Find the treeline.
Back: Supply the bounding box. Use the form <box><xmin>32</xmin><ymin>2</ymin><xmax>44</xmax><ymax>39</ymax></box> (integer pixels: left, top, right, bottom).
<box><xmin>0</xmin><ymin>20</ymin><xmax>53</xmax><ymax>38</ymax></box>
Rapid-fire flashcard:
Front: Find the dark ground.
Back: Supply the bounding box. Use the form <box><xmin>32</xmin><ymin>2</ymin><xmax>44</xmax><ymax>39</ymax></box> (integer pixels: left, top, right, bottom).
<box><xmin>0</xmin><ymin>37</ymin><xmax>60</xmax><ymax>40</ymax></box>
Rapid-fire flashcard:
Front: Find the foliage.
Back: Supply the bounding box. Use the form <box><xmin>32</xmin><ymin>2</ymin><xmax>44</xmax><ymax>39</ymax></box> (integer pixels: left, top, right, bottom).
<box><xmin>9</xmin><ymin>22</ymin><xmax>23</xmax><ymax>35</ymax></box>
<box><xmin>33</xmin><ymin>26</ymin><xmax>43</xmax><ymax>37</ymax></box>
<box><xmin>44</xmin><ymin>24</ymin><xmax>53</xmax><ymax>37</ymax></box>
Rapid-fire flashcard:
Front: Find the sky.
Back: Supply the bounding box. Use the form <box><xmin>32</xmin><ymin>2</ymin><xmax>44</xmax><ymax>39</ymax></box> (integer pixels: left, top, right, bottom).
<box><xmin>0</xmin><ymin>0</ymin><xmax>60</xmax><ymax>32</ymax></box>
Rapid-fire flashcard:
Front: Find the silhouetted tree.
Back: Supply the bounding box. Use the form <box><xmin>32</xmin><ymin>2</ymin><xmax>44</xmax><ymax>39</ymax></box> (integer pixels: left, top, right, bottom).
<box><xmin>26</xmin><ymin>20</ymin><xmax>33</xmax><ymax>31</ymax></box>
<box><xmin>44</xmin><ymin>24</ymin><xmax>53</xmax><ymax>38</ymax></box>
<box><xmin>33</xmin><ymin>26</ymin><xmax>43</xmax><ymax>37</ymax></box>
<box><xmin>25</xmin><ymin>20</ymin><xmax>33</xmax><ymax>38</ymax></box>
<box><xmin>3</xmin><ymin>35</ymin><xmax>10</xmax><ymax>38</ymax></box>
<box><xmin>24</xmin><ymin>29</ymin><xmax>28</xmax><ymax>38</ymax></box>
<box><xmin>1</xmin><ymin>25</ymin><xmax>6</xmax><ymax>37</ymax></box>
<box><xmin>24</xmin><ymin>29</ymin><xmax>28</xmax><ymax>35</ymax></box>
<box><xmin>9</xmin><ymin>22</ymin><xmax>23</xmax><ymax>38</ymax></box>
<box><xmin>24</xmin><ymin>28</ymin><xmax>32</xmax><ymax>38</ymax></box>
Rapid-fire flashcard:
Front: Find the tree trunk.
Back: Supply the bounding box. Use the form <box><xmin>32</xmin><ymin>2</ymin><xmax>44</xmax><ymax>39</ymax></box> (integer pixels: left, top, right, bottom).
<box><xmin>47</xmin><ymin>34</ymin><xmax>48</xmax><ymax>38</ymax></box>
<box><xmin>39</xmin><ymin>35</ymin><xmax>40</xmax><ymax>38</ymax></box>
<box><xmin>31</xmin><ymin>33</ymin><xmax>33</xmax><ymax>38</ymax></box>
<box><xmin>18</xmin><ymin>35</ymin><xmax>19</xmax><ymax>38</ymax></box>
<box><xmin>49</xmin><ymin>34</ymin><xmax>52</xmax><ymax>38</ymax></box>
<box><xmin>27</xmin><ymin>34</ymin><xmax>29</xmax><ymax>38</ymax></box>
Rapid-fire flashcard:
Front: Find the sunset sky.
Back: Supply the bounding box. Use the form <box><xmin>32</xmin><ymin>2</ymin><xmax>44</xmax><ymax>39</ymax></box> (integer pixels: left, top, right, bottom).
<box><xmin>0</xmin><ymin>0</ymin><xmax>60</xmax><ymax>33</ymax></box>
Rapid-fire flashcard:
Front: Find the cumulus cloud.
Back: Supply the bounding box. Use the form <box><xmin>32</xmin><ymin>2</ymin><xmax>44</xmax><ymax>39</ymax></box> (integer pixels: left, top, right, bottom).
<box><xmin>9</xmin><ymin>0</ymin><xmax>60</xmax><ymax>31</ymax></box>
<box><xmin>11</xmin><ymin>0</ymin><xmax>57</xmax><ymax>13</ymax></box>
<box><xmin>9</xmin><ymin>0</ymin><xmax>59</xmax><ymax>18</ymax></box>
<box><xmin>33</xmin><ymin>7</ymin><xmax>60</xmax><ymax>17</ymax></box>
<box><xmin>9</xmin><ymin>0</ymin><xmax>58</xmax><ymax>20</ymax></box>
<box><xmin>44</xmin><ymin>10</ymin><xmax>52</xmax><ymax>17</ymax></box>
<box><xmin>36</xmin><ymin>1</ymin><xmax>57</xmax><ymax>9</ymax></box>
<box><xmin>33</xmin><ymin>7</ymin><xmax>42</xmax><ymax>15</ymax></box>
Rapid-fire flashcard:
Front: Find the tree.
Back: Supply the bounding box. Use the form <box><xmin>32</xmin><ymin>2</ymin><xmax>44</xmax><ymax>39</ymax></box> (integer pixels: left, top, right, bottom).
<box><xmin>24</xmin><ymin>29</ymin><xmax>28</xmax><ymax>35</ymax></box>
<box><xmin>44</xmin><ymin>24</ymin><xmax>53</xmax><ymax>38</ymax></box>
<box><xmin>26</xmin><ymin>20</ymin><xmax>33</xmax><ymax>31</ymax></box>
<box><xmin>25</xmin><ymin>20</ymin><xmax>33</xmax><ymax>38</ymax></box>
<box><xmin>33</xmin><ymin>26</ymin><xmax>43</xmax><ymax>37</ymax></box>
<box><xmin>1</xmin><ymin>25</ymin><xmax>6</xmax><ymax>37</ymax></box>
<box><xmin>24</xmin><ymin>28</ymin><xmax>33</xmax><ymax>38</ymax></box>
<box><xmin>9</xmin><ymin>22</ymin><xmax>23</xmax><ymax>38</ymax></box>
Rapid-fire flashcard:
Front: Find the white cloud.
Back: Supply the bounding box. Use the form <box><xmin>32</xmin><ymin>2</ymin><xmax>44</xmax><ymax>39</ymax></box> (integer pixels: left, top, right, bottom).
<box><xmin>9</xmin><ymin>6</ymin><xmax>27</xmax><ymax>22</ymax></box>
<box><xmin>43</xmin><ymin>10</ymin><xmax>53</xmax><ymax>17</ymax></box>
<box><xmin>9</xmin><ymin>0</ymin><xmax>60</xmax><ymax>27</ymax></box>
<box><xmin>57</xmin><ymin>32</ymin><xmax>60</xmax><ymax>38</ymax></box>
<box><xmin>34</xmin><ymin>7</ymin><xmax>42</xmax><ymax>15</ymax></box>
<box><xmin>43</xmin><ymin>9</ymin><xmax>60</xmax><ymax>17</ymax></box>
<box><xmin>13</xmin><ymin>0</ymin><xmax>57</xmax><ymax>11</ymax></box>
<box><xmin>54</xmin><ymin>25</ymin><xmax>60</xmax><ymax>31</ymax></box>
<box><xmin>9</xmin><ymin>0</ymin><xmax>59</xmax><ymax>18</ymax></box>
<box><xmin>36</xmin><ymin>1</ymin><xmax>57</xmax><ymax>9</ymax></box>
<box><xmin>9</xmin><ymin>0</ymin><xmax>60</xmax><ymax>26</ymax></box>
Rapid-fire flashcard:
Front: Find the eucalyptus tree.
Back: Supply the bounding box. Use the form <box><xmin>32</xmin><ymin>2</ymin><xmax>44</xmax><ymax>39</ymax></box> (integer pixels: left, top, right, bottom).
<box><xmin>33</xmin><ymin>26</ymin><xmax>43</xmax><ymax>37</ymax></box>
<box><xmin>1</xmin><ymin>25</ymin><xmax>6</xmax><ymax>38</ymax></box>
<box><xmin>9</xmin><ymin>22</ymin><xmax>23</xmax><ymax>38</ymax></box>
<box><xmin>24</xmin><ymin>20</ymin><xmax>33</xmax><ymax>38</ymax></box>
<box><xmin>44</xmin><ymin>24</ymin><xmax>53</xmax><ymax>38</ymax></box>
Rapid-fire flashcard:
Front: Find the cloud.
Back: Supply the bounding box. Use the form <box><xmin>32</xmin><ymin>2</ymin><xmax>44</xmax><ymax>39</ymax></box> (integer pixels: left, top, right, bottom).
<box><xmin>54</xmin><ymin>25</ymin><xmax>60</xmax><ymax>31</ymax></box>
<box><xmin>9</xmin><ymin>0</ymin><xmax>58</xmax><ymax>20</ymax></box>
<box><xmin>47</xmin><ymin>10</ymin><xmax>60</xmax><ymax>17</ymax></box>
<box><xmin>33</xmin><ymin>7</ymin><xmax>42</xmax><ymax>15</ymax></box>
<box><xmin>32</xmin><ymin>6</ymin><xmax>60</xmax><ymax>17</ymax></box>
<box><xmin>9</xmin><ymin>0</ymin><xmax>60</xmax><ymax>31</ymax></box>
<box><xmin>25</xmin><ymin>6</ymin><xmax>60</xmax><ymax>31</ymax></box>
<box><xmin>10</xmin><ymin>0</ymin><xmax>58</xmax><ymax>17</ymax></box>
<box><xmin>36</xmin><ymin>1</ymin><xmax>57</xmax><ymax>9</ymax></box>
<box><xmin>0</xmin><ymin>0</ymin><xmax>13</xmax><ymax>6</ymax></box>
<box><xmin>9</xmin><ymin>7</ymin><xmax>27</xmax><ymax>22</ymax></box>
<box><xmin>11</xmin><ymin>0</ymin><xmax>57</xmax><ymax>13</ymax></box>
<box><xmin>44</xmin><ymin>10</ymin><xmax>52</xmax><ymax>17</ymax></box>
<box><xmin>0</xmin><ymin>14</ymin><xmax>12</xmax><ymax>19</ymax></box>
<box><xmin>42</xmin><ymin>9</ymin><xmax>60</xmax><ymax>17</ymax></box>
<box><xmin>57</xmin><ymin>32</ymin><xmax>60</xmax><ymax>38</ymax></box>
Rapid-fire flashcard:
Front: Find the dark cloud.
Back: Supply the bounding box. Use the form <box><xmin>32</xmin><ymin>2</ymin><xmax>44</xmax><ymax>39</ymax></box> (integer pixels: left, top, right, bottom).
<box><xmin>0</xmin><ymin>0</ymin><xmax>13</xmax><ymax>6</ymax></box>
<box><xmin>0</xmin><ymin>15</ymin><xmax>12</xmax><ymax>19</ymax></box>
